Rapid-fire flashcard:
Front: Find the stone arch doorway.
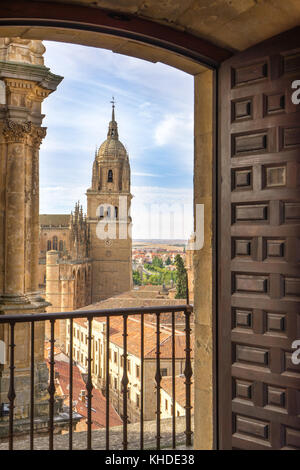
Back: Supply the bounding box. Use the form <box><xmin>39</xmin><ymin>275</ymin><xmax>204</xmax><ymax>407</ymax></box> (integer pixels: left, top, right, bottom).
<box><xmin>0</xmin><ymin>7</ymin><xmax>216</xmax><ymax>450</ymax></box>
<box><xmin>0</xmin><ymin>1</ymin><xmax>299</xmax><ymax>451</ymax></box>
<box><xmin>0</xmin><ymin>14</ymin><xmax>216</xmax><ymax>445</ymax></box>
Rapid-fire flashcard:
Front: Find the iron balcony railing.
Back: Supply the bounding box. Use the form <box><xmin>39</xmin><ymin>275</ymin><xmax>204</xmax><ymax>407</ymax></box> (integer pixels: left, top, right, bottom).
<box><xmin>0</xmin><ymin>304</ymin><xmax>193</xmax><ymax>451</ymax></box>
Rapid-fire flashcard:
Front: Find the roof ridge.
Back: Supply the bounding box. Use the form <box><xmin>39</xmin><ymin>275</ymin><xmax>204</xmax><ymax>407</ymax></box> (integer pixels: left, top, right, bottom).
<box><xmin>144</xmin><ymin>331</ymin><xmax>172</xmax><ymax>358</ymax></box>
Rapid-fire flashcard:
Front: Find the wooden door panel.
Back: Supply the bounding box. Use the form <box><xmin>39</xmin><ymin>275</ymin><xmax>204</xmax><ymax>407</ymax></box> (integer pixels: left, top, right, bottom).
<box><xmin>218</xmin><ymin>27</ymin><xmax>300</xmax><ymax>450</ymax></box>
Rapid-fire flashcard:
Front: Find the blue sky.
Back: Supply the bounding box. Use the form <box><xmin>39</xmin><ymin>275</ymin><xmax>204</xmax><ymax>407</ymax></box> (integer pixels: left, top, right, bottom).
<box><xmin>41</xmin><ymin>41</ymin><xmax>194</xmax><ymax>239</ymax></box>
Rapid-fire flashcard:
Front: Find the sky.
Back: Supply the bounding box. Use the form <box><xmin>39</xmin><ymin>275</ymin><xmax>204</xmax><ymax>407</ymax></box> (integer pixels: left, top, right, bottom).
<box><xmin>40</xmin><ymin>41</ymin><xmax>194</xmax><ymax>239</ymax></box>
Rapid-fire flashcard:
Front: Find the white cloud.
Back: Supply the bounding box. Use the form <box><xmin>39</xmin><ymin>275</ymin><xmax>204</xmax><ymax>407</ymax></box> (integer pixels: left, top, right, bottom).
<box><xmin>131</xmin><ymin>186</ymin><xmax>193</xmax><ymax>239</ymax></box>
<box><xmin>154</xmin><ymin>113</ymin><xmax>193</xmax><ymax>148</ymax></box>
<box><xmin>40</xmin><ymin>184</ymin><xmax>87</xmax><ymax>214</ymax></box>
<box><xmin>40</xmin><ymin>41</ymin><xmax>194</xmax><ymax>237</ymax></box>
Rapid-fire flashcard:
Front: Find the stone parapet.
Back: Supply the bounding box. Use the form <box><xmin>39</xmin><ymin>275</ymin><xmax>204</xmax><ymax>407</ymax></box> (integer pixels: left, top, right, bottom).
<box><xmin>0</xmin><ymin>415</ymin><xmax>194</xmax><ymax>450</ymax></box>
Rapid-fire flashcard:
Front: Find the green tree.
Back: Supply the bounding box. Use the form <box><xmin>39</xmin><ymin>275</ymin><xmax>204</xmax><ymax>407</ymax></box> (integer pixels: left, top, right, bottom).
<box><xmin>174</xmin><ymin>254</ymin><xmax>187</xmax><ymax>299</ymax></box>
<box><xmin>152</xmin><ymin>256</ymin><xmax>164</xmax><ymax>269</ymax></box>
<box><xmin>165</xmin><ymin>256</ymin><xmax>172</xmax><ymax>265</ymax></box>
<box><xmin>133</xmin><ymin>270</ymin><xmax>142</xmax><ymax>286</ymax></box>
<box><xmin>148</xmin><ymin>274</ymin><xmax>161</xmax><ymax>285</ymax></box>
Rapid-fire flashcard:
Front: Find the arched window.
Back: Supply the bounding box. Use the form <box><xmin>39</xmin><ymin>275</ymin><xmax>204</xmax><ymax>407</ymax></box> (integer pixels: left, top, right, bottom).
<box><xmin>47</xmin><ymin>240</ymin><xmax>51</xmax><ymax>251</ymax></box>
<box><xmin>115</xmin><ymin>206</ymin><xmax>118</xmax><ymax>218</ymax></box>
<box><xmin>0</xmin><ymin>81</ymin><xmax>6</xmax><ymax>105</ymax></box>
<box><xmin>99</xmin><ymin>206</ymin><xmax>104</xmax><ymax>218</ymax></box>
<box><xmin>53</xmin><ymin>236</ymin><xmax>58</xmax><ymax>251</ymax></box>
<box><xmin>107</xmin><ymin>169</ymin><xmax>113</xmax><ymax>183</ymax></box>
<box><xmin>59</xmin><ymin>240</ymin><xmax>64</xmax><ymax>251</ymax></box>
<box><xmin>107</xmin><ymin>206</ymin><xmax>111</xmax><ymax>218</ymax></box>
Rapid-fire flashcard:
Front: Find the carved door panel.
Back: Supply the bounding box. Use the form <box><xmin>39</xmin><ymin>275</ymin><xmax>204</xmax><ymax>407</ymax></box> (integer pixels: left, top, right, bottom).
<box><xmin>218</xmin><ymin>28</ymin><xmax>300</xmax><ymax>450</ymax></box>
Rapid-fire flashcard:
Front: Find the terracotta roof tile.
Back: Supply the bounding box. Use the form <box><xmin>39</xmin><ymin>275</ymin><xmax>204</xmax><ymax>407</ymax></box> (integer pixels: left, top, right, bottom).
<box><xmin>161</xmin><ymin>376</ymin><xmax>194</xmax><ymax>409</ymax></box>
<box><xmin>46</xmin><ymin>355</ymin><xmax>122</xmax><ymax>430</ymax></box>
<box><xmin>72</xmin><ymin>313</ymin><xmax>192</xmax><ymax>360</ymax></box>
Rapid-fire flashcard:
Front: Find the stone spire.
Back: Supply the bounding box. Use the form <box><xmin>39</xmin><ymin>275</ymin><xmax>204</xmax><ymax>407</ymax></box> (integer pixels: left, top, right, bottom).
<box><xmin>86</xmin><ymin>99</ymin><xmax>132</xmax><ymax>303</ymax></box>
<box><xmin>107</xmin><ymin>96</ymin><xmax>118</xmax><ymax>140</ymax></box>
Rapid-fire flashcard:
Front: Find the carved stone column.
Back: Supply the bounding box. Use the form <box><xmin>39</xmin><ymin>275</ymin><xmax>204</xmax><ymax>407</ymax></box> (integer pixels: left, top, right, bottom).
<box><xmin>29</xmin><ymin>126</ymin><xmax>47</xmax><ymax>295</ymax></box>
<box><xmin>2</xmin><ymin>120</ymin><xmax>32</xmax><ymax>297</ymax></box>
<box><xmin>0</xmin><ymin>38</ymin><xmax>65</xmax><ymax>439</ymax></box>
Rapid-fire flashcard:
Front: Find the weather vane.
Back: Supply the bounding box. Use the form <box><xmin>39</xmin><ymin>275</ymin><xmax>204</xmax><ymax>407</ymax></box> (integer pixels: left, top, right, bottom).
<box><xmin>110</xmin><ymin>96</ymin><xmax>116</xmax><ymax>109</ymax></box>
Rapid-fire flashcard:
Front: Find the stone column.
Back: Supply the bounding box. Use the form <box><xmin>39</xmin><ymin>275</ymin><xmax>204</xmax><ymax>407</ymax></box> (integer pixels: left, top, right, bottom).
<box><xmin>3</xmin><ymin>120</ymin><xmax>31</xmax><ymax>297</ymax></box>
<box><xmin>0</xmin><ymin>38</ymin><xmax>64</xmax><ymax>438</ymax></box>
<box><xmin>30</xmin><ymin>126</ymin><xmax>47</xmax><ymax>295</ymax></box>
<box><xmin>193</xmin><ymin>69</ymin><xmax>214</xmax><ymax>450</ymax></box>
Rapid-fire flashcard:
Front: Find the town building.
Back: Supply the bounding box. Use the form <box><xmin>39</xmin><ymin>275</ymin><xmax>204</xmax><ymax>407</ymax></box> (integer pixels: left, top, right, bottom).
<box><xmin>160</xmin><ymin>375</ymin><xmax>194</xmax><ymax>419</ymax></box>
<box><xmin>66</xmin><ymin>309</ymin><xmax>190</xmax><ymax>423</ymax></box>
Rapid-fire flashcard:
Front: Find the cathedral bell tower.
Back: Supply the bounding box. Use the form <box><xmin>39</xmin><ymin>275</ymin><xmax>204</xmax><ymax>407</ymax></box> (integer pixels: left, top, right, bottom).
<box><xmin>86</xmin><ymin>100</ymin><xmax>132</xmax><ymax>302</ymax></box>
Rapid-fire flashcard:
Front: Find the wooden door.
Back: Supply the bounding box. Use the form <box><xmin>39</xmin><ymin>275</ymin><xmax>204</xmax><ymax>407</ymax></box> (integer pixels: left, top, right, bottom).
<box><xmin>218</xmin><ymin>27</ymin><xmax>300</xmax><ymax>450</ymax></box>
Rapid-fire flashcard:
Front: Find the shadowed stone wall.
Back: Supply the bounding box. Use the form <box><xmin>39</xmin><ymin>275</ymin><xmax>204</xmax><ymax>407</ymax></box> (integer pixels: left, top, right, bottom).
<box><xmin>0</xmin><ymin>38</ymin><xmax>63</xmax><ymax>437</ymax></box>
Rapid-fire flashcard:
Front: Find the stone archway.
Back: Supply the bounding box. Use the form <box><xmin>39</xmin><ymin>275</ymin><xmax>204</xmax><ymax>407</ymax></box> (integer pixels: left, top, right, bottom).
<box><xmin>0</xmin><ymin>2</ymin><xmax>217</xmax><ymax>449</ymax></box>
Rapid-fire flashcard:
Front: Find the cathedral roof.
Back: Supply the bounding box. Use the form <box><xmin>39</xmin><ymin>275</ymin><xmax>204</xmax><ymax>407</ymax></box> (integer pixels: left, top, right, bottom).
<box><xmin>39</xmin><ymin>214</ymin><xmax>70</xmax><ymax>227</ymax></box>
<box><xmin>96</xmin><ymin>100</ymin><xmax>128</xmax><ymax>161</ymax></box>
<box><xmin>97</xmin><ymin>138</ymin><xmax>127</xmax><ymax>160</ymax></box>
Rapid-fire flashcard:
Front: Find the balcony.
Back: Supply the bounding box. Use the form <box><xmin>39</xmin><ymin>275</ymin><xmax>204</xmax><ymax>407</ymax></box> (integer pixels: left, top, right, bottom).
<box><xmin>0</xmin><ymin>305</ymin><xmax>193</xmax><ymax>451</ymax></box>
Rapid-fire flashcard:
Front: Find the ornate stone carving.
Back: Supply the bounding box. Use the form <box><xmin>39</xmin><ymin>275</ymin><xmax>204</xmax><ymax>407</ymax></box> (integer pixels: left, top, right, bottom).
<box><xmin>3</xmin><ymin>119</ymin><xmax>31</xmax><ymax>143</ymax></box>
<box><xmin>25</xmin><ymin>189</ymin><xmax>31</xmax><ymax>203</ymax></box>
<box><xmin>0</xmin><ymin>38</ymin><xmax>45</xmax><ymax>66</ymax></box>
<box><xmin>31</xmin><ymin>126</ymin><xmax>47</xmax><ymax>148</ymax></box>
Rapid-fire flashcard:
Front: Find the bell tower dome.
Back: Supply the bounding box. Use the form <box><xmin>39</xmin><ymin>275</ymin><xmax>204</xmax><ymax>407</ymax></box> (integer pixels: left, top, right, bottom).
<box><xmin>87</xmin><ymin>100</ymin><xmax>132</xmax><ymax>302</ymax></box>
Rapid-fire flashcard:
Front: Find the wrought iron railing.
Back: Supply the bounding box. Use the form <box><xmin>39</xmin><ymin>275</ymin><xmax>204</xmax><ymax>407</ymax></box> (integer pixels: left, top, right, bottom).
<box><xmin>0</xmin><ymin>305</ymin><xmax>193</xmax><ymax>450</ymax></box>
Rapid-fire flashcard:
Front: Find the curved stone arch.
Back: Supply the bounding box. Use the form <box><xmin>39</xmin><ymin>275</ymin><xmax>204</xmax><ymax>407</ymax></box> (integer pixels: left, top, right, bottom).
<box><xmin>0</xmin><ymin>2</ymin><xmax>229</xmax><ymax>74</ymax></box>
<box><xmin>0</xmin><ymin>1</ymin><xmax>217</xmax><ymax>450</ymax></box>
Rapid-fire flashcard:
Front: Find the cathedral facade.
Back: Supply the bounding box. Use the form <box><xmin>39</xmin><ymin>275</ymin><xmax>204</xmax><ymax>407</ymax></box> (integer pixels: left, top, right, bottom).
<box><xmin>87</xmin><ymin>103</ymin><xmax>132</xmax><ymax>302</ymax></box>
<box><xmin>39</xmin><ymin>104</ymin><xmax>133</xmax><ymax>341</ymax></box>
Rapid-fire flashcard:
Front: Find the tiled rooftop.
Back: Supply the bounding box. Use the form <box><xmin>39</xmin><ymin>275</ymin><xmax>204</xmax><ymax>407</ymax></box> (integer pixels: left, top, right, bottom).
<box><xmin>73</xmin><ymin>315</ymin><xmax>188</xmax><ymax>360</ymax></box>
<box><xmin>46</xmin><ymin>352</ymin><xmax>122</xmax><ymax>431</ymax></box>
<box><xmin>161</xmin><ymin>376</ymin><xmax>194</xmax><ymax>409</ymax></box>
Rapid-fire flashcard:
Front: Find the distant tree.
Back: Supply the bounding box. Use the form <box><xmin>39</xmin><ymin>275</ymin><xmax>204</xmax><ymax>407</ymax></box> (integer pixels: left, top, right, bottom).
<box><xmin>165</xmin><ymin>256</ymin><xmax>172</xmax><ymax>265</ymax></box>
<box><xmin>174</xmin><ymin>254</ymin><xmax>187</xmax><ymax>299</ymax></box>
<box><xmin>152</xmin><ymin>256</ymin><xmax>164</xmax><ymax>269</ymax></box>
<box><xmin>133</xmin><ymin>270</ymin><xmax>142</xmax><ymax>286</ymax></box>
<box><xmin>148</xmin><ymin>274</ymin><xmax>161</xmax><ymax>285</ymax></box>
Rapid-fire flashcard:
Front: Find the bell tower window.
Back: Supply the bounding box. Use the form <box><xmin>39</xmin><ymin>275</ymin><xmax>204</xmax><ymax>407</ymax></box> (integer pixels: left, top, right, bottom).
<box><xmin>0</xmin><ymin>81</ymin><xmax>6</xmax><ymax>105</ymax></box>
<box><xmin>53</xmin><ymin>236</ymin><xmax>58</xmax><ymax>251</ymax></box>
<box><xmin>107</xmin><ymin>169</ymin><xmax>113</xmax><ymax>183</ymax></box>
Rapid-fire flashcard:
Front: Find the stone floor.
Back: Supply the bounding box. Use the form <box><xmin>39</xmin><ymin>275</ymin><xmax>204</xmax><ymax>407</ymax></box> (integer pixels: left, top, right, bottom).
<box><xmin>0</xmin><ymin>416</ymin><xmax>194</xmax><ymax>450</ymax></box>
